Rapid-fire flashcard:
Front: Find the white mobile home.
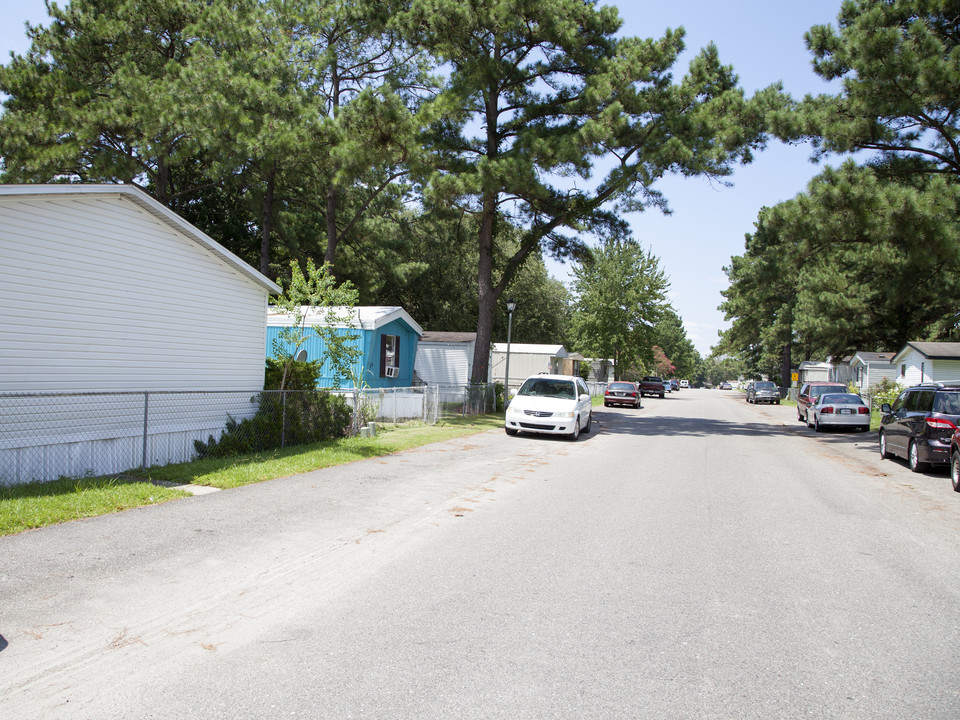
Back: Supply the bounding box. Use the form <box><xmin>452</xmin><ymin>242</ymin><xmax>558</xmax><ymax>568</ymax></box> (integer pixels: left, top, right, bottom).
<box><xmin>0</xmin><ymin>184</ymin><xmax>280</xmax><ymax>484</ymax></box>
<box><xmin>891</xmin><ymin>342</ymin><xmax>960</xmax><ymax>386</ymax></box>
<box><xmin>849</xmin><ymin>351</ymin><xmax>897</xmax><ymax>392</ymax></box>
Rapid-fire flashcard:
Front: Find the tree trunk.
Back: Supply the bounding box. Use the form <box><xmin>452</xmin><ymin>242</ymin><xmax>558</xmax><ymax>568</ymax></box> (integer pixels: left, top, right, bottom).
<box><xmin>470</xmin><ymin>197</ymin><xmax>498</xmax><ymax>385</ymax></box>
<box><xmin>324</xmin><ymin>184</ymin><xmax>338</xmax><ymax>272</ymax></box>
<box><xmin>780</xmin><ymin>339</ymin><xmax>792</xmax><ymax>394</ymax></box>
<box><xmin>260</xmin><ymin>169</ymin><xmax>275</xmax><ymax>278</ymax></box>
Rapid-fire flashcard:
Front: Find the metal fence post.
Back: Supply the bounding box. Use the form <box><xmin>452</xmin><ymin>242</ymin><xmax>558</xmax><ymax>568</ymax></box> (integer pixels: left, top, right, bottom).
<box><xmin>142</xmin><ymin>391</ymin><xmax>149</xmax><ymax>471</ymax></box>
<box><xmin>281</xmin><ymin>390</ymin><xmax>287</xmax><ymax>448</ymax></box>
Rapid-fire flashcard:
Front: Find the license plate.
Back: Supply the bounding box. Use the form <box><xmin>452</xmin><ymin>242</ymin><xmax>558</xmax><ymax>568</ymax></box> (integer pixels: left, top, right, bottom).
<box><xmin>838</xmin><ymin>408</ymin><xmax>853</xmax><ymax>414</ymax></box>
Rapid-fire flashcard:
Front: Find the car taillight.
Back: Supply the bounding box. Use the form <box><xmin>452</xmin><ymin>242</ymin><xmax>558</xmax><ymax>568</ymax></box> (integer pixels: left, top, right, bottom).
<box><xmin>926</xmin><ymin>417</ymin><xmax>957</xmax><ymax>431</ymax></box>
<box><xmin>821</xmin><ymin>407</ymin><xmax>834</xmax><ymax>414</ymax></box>
<box><xmin>858</xmin><ymin>407</ymin><xmax>870</xmax><ymax>415</ymax></box>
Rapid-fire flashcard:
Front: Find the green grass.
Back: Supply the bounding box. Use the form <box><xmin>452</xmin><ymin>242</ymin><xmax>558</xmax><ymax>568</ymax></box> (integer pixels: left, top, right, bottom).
<box><xmin>0</xmin><ymin>416</ymin><xmax>504</xmax><ymax>536</ymax></box>
<box><xmin>0</xmin><ymin>476</ymin><xmax>189</xmax><ymax>537</ymax></box>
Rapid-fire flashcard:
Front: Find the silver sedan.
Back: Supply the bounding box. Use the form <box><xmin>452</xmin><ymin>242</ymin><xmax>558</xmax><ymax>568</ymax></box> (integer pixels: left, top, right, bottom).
<box><xmin>807</xmin><ymin>393</ymin><xmax>871</xmax><ymax>432</ymax></box>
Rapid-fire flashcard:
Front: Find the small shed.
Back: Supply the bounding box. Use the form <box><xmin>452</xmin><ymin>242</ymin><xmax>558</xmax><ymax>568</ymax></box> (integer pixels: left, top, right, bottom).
<box><xmin>414</xmin><ymin>332</ymin><xmax>489</xmax><ymax>387</ymax></box>
<box><xmin>849</xmin><ymin>351</ymin><xmax>897</xmax><ymax>392</ymax></box>
<box><xmin>267</xmin><ymin>306</ymin><xmax>423</xmax><ymax>388</ymax></box>
<box><xmin>798</xmin><ymin>361</ymin><xmax>832</xmax><ymax>384</ymax></box>
<box><xmin>891</xmin><ymin>342</ymin><xmax>960</xmax><ymax>386</ymax></box>
<box><xmin>491</xmin><ymin>343</ymin><xmax>569</xmax><ymax>390</ymax></box>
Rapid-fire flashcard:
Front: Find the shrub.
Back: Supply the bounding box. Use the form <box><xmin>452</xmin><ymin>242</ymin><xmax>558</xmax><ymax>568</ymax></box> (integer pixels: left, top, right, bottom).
<box><xmin>194</xmin><ymin>360</ymin><xmax>352</xmax><ymax>459</ymax></box>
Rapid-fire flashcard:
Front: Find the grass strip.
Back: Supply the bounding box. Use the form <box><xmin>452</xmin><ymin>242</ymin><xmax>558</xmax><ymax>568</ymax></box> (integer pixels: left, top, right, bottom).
<box><xmin>146</xmin><ymin>416</ymin><xmax>503</xmax><ymax>489</ymax></box>
<box><xmin>0</xmin><ymin>476</ymin><xmax>188</xmax><ymax>537</ymax></box>
<box><xmin>0</xmin><ymin>416</ymin><xmax>503</xmax><ymax>536</ymax></box>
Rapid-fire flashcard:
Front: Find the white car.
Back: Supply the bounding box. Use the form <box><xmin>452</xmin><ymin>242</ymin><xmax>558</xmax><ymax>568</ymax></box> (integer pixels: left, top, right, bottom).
<box><xmin>807</xmin><ymin>392</ymin><xmax>871</xmax><ymax>432</ymax></box>
<box><xmin>505</xmin><ymin>374</ymin><xmax>593</xmax><ymax>439</ymax></box>
<box><xmin>679</xmin><ymin>379</ymin><xmax>690</xmax><ymax>389</ymax></box>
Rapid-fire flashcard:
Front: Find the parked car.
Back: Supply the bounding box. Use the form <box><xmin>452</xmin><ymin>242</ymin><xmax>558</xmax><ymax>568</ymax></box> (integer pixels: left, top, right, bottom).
<box><xmin>663</xmin><ymin>381</ymin><xmax>672</xmax><ymax>393</ymax></box>
<box><xmin>797</xmin><ymin>382</ymin><xmax>848</xmax><ymax>423</ymax></box>
<box><xmin>948</xmin><ymin>428</ymin><xmax>960</xmax><ymax>492</ymax></box>
<box><xmin>604</xmin><ymin>381</ymin><xmax>640</xmax><ymax>408</ymax></box>
<box><xmin>640</xmin><ymin>376</ymin><xmax>665</xmax><ymax>398</ymax></box>
<box><xmin>679</xmin><ymin>379</ymin><xmax>689</xmax><ymax>389</ymax></box>
<box><xmin>744</xmin><ymin>382</ymin><xmax>755</xmax><ymax>402</ymax></box>
<box><xmin>718</xmin><ymin>381</ymin><xmax>732</xmax><ymax>390</ymax></box>
<box><xmin>879</xmin><ymin>383</ymin><xmax>960</xmax><ymax>472</ymax></box>
<box><xmin>747</xmin><ymin>380</ymin><xmax>780</xmax><ymax>405</ymax></box>
<box><xmin>806</xmin><ymin>393</ymin><xmax>871</xmax><ymax>432</ymax></box>
<box><xmin>505</xmin><ymin>374</ymin><xmax>593</xmax><ymax>439</ymax></box>
<box><xmin>670</xmin><ymin>379</ymin><xmax>680</xmax><ymax>391</ymax></box>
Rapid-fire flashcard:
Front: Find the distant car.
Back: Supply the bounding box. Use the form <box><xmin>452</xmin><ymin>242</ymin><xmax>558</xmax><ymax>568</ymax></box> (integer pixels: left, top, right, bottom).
<box><xmin>604</xmin><ymin>381</ymin><xmax>640</xmax><ymax>408</ymax></box>
<box><xmin>748</xmin><ymin>380</ymin><xmax>780</xmax><ymax>405</ymax></box>
<box><xmin>879</xmin><ymin>383</ymin><xmax>960</xmax><ymax>472</ymax></box>
<box><xmin>797</xmin><ymin>382</ymin><xmax>848</xmax><ymax>423</ymax></box>
<box><xmin>505</xmin><ymin>374</ymin><xmax>593</xmax><ymax>439</ymax></box>
<box><xmin>670</xmin><ymin>379</ymin><xmax>680</xmax><ymax>391</ymax></box>
<box><xmin>719</xmin><ymin>381</ymin><xmax>732</xmax><ymax>390</ymax></box>
<box><xmin>679</xmin><ymin>379</ymin><xmax>689</xmax><ymax>389</ymax></box>
<box><xmin>640</xmin><ymin>376</ymin><xmax>665</xmax><ymax>398</ymax></box>
<box><xmin>662</xmin><ymin>381</ymin><xmax>671</xmax><ymax>393</ymax></box>
<box><xmin>807</xmin><ymin>393</ymin><xmax>870</xmax><ymax>432</ymax></box>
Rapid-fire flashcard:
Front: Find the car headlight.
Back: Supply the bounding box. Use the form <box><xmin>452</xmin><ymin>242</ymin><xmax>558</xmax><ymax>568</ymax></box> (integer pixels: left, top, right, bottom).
<box><xmin>555</xmin><ymin>411</ymin><xmax>575</xmax><ymax>420</ymax></box>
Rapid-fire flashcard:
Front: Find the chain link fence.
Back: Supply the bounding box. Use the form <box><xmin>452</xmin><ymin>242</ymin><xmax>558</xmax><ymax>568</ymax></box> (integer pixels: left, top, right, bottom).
<box><xmin>0</xmin><ymin>386</ymin><xmax>444</xmax><ymax>487</ymax></box>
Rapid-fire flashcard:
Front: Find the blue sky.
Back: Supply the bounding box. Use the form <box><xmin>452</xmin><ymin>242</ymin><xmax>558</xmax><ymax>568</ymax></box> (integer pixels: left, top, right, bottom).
<box><xmin>1</xmin><ymin>0</ymin><xmax>849</xmax><ymax>355</ymax></box>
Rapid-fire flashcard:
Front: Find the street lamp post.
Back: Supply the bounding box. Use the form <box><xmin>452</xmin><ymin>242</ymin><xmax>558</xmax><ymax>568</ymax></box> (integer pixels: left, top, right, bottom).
<box><xmin>504</xmin><ymin>298</ymin><xmax>517</xmax><ymax>403</ymax></box>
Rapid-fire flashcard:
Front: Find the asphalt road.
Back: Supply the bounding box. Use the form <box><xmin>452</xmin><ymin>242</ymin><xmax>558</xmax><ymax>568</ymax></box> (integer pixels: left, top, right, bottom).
<box><xmin>2</xmin><ymin>390</ymin><xmax>959</xmax><ymax>719</ymax></box>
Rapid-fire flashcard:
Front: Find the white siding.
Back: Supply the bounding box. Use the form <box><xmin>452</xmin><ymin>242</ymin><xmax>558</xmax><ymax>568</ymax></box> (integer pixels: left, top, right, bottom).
<box><xmin>415</xmin><ymin>342</ymin><xmax>474</xmax><ymax>386</ymax></box>
<box><xmin>897</xmin><ymin>348</ymin><xmax>925</xmax><ymax>386</ymax></box>
<box><xmin>0</xmin><ymin>194</ymin><xmax>270</xmax><ymax>391</ymax></box>
<box><xmin>866</xmin><ymin>364</ymin><xmax>898</xmax><ymax>388</ymax></box>
<box><xmin>491</xmin><ymin>351</ymin><xmax>559</xmax><ymax>382</ymax></box>
<box><xmin>932</xmin><ymin>360</ymin><xmax>960</xmax><ymax>384</ymax></box>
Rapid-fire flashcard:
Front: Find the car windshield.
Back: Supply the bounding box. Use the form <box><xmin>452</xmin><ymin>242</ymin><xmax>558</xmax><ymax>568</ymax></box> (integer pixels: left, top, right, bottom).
<box><xmin>821</xmin><ymin>394</ymin><xmax>862</xmax><ymax>405</ymax></box>
<box><xmin>518</xmin><ymin>378</ymin><xmax>576</xmax><ymax>399</ymax></box>
<box><xmin>755</xmin><ymin>382</ymin><xmax>776</xmax><ymax>389</ymax></box>
<box><xmin>811</xmin><ymin>385</ymin><xmax>845</xmax><ymax>397</ymax></box>
<box><xmin>608</xmin><ymin>383</ymin><xmax>634</xmax><ymax>391</ymax></box>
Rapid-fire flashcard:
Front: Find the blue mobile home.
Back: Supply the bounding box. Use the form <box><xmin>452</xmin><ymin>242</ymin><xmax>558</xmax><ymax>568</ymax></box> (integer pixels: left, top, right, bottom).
<box><xmin>267</xmin><ymin>306</ymin><xmax>423</xmax><ymax>388</ymax></box>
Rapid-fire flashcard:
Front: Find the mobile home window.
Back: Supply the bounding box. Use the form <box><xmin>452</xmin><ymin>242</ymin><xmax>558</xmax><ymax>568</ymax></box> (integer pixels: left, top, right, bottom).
<box><xmin>380</xmin><ymin>335</ymin><xmax>400</xmax><ymax>376</ymax></box>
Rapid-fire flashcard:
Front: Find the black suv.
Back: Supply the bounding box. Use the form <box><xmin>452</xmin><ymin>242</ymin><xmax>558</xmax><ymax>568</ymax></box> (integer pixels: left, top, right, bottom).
<box><xmin>879</xmin><ymin>384</ymin><xmax>960</xmax><ymax>472</ymax></box>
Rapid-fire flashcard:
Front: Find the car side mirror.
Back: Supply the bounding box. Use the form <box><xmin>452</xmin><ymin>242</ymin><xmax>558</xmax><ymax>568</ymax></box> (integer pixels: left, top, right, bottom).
<box><xmin>881</xmin><ymin>403</ymin><xmax>891</xmax><ymax>413</ymax></box>
<box><xmin>580</xmin><ymin>393</ymin><xmax>590</xmax><ymax>401</ymax></box>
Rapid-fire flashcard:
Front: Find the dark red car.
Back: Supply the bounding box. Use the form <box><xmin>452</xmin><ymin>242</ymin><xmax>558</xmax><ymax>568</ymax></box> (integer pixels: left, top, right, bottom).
<box><xmin>797</xmin><ymin>382</ymin><xmax>848</xmax><ymax>424</ymax></box>
<box><xmin>604</xmin><ymin>381</ymin><xmax>640</xmax><ymax>408</ymax></box>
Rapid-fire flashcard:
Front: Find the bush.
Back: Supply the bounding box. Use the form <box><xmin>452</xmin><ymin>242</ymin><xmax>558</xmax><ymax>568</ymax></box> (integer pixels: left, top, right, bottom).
<box><xmin>867</xmin><ymin>377</ymin><xmax>902</xmax><ymax>410</ymax></box>
<box><xmin>194</xmin><ymin>360</ymin><xmax>352</xmax><ymax>459</ymax></box>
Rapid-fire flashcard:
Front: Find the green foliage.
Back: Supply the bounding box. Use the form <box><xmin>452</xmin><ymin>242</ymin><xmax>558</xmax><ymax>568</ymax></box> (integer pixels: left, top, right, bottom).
<box><xmin>571</xmin><ymin>238</ymin><xmax>670</xmax><ymax>380</ymax></box>
<box><xmin>194</xmin><ymin>360</ymin><xmax>352</xmax><ymax>459</ymax></box>
<box><xmin>271</xmin><ymin>259</ymin><xmax>362</xmax><ymax>390</ymax></box>
<box><xmin>795</xmin><ymin>0</ymin><xmax>960</xmax><ymax>177</ymax></box>
<box><xmin>720</xmin><ymin>162</ymin><xmax>960</xmax><ymax>379</ymax></box>
<box><xmin>868</xmin><ymin>377</ymin><xmax>902</xmax><ymax>409</ymax></box>
<box><xmin>653</xmin><ymin>308</ymin><xmax>701</xmax><ymax>380</ymax></box>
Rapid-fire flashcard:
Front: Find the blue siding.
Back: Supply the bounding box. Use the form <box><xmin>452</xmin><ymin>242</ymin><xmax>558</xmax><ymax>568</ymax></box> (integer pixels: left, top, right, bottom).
<box><xmin>266</xmin><ymin>319</ymin><xmax>419</xmax><ymax>389</ymax></box>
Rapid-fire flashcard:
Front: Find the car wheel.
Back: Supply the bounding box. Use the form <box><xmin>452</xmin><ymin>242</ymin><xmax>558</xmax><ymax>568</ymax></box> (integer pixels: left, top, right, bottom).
<box><xmin>568</xmin><ymin>415</ymin><xmax>581</xmax><ymax>440</ymax></box>
<box><xmin>879</xmin><ymin>431</ymin><xmax>893</xmax><ymax>459</ymax></box>
<box><xmin>908</xmin><ymin>440</ymin><xmax>928</xmax><ymax>473</ymax></box>
<box><xmin>659</xmin><ymin>393</ymin><xmax>664</xmax><ymax>399</ymax></box>
<box><xmin>951</xmin><ymin>451</ymin><xmax>960</xmax><ymax>492</ymax></box>
<box><xmin>603</xmin><ymin>401</ymin><xmax>609</xmax><ymax>407</ymax></box>
<box><xmin>505</xmin><ymin>427</ymin><xmax>518</xmax><ymax>436</ymax></box>
<box><xmin>776</xmin><ymin>400</ymin><xmax>781</xmax><ymax>405</ymax></box>
<box><xmin>814</xmin><ymin>415</ymin><xmax>823</xmax><ymax>432</ymax></box>
<box><xmin>583</xmin><ymin>412</ymin><xmax>592</xmax><ymax>433</ymax></box>
<box><xmin>798</xmin><ymin>409</ymin><xmax>804</xmax><ymax>422</ymax></box>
